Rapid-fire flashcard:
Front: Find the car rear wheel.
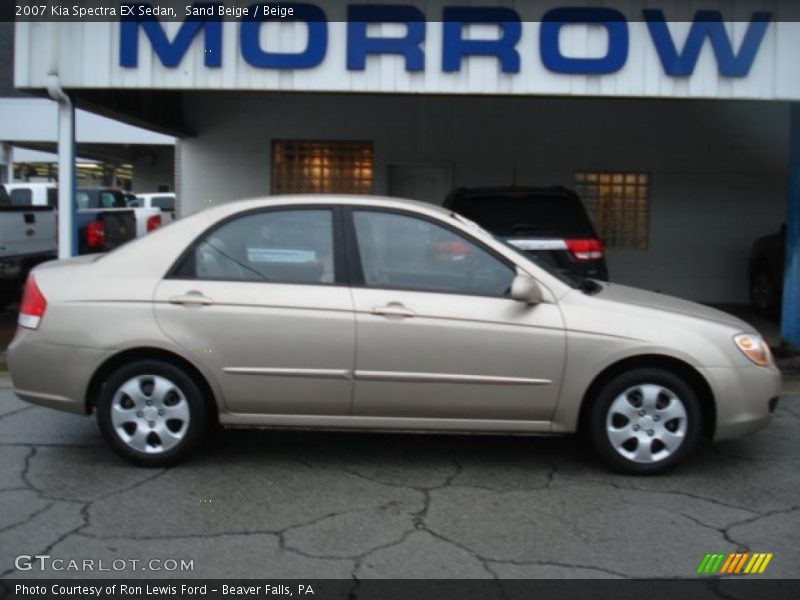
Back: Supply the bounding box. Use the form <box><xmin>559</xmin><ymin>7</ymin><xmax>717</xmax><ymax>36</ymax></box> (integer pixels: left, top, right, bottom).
<box><xmin>96</xmin><ymin>360</ymin><xmax>208</xmax><ymax>467</ymax></box>
<box><xmin>588</xmin><ymin>368</ymin><xmax>702</xmax><ymax>474</ymax></box>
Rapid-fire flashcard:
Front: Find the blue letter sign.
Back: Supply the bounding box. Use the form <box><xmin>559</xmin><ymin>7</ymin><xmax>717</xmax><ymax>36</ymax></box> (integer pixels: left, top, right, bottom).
<box><xmin>120</xmin><ymin>2</ymin><xmax>222</xmax><ymax>68</ymax></box>
<box><xmin>347</xmin><ymin>5</ymin><xmax>426</xmax><ymax>71</ymax></box>
<box><xmin>644</xmin><ymin>10</ymin><xmax>771</xmax><ymax>77</ymax></box>
<box><xmin>241</xmin><ymin>3</ymin><xmax>328</xmax><ymax>69</ymax></box>
<box><xmin>442</xmin><ymin>7</ymin><xmax>522</xmax><ymax>73</ymax></box>
<box><xmin>540</xmin><ymin>8</ymin><xmax>629</xmax><ymax>74</ymax></box>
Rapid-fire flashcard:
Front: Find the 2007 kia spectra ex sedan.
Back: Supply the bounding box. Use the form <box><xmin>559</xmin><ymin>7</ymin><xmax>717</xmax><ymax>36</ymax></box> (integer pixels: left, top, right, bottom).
<box><xmin>8</xmin><ymin>195</ymin><xmax>781</xmax><ymax>473</ymax></box>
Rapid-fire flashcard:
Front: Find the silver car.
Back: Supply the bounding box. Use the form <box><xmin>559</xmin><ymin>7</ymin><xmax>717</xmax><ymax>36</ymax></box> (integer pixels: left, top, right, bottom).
<box><xmin>8</xmin><ymin>196</ymin><xmax>781</xmax><ymax>473</ymax></box>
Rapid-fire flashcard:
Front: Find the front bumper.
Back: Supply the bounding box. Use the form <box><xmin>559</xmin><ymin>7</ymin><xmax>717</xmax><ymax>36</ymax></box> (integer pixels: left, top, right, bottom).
<box><xmin>698</xmin><ymin>364</ymin><xmax>782</xmax><ymax>440</ymax></box>
<box><xmin>8</xmin><ymin>329</ymin><xmax>108</xmax><ymax>415</ymax></box>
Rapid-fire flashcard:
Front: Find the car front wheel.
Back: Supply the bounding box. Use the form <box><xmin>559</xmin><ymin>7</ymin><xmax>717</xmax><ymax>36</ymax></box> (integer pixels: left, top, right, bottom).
<box><xmin>588</xmin><ymin>368</ymin><xmax>702</xmax><ymax>474</ymax></box>
<box><xmin>96</xmin><ymin>360</ymin><xmax>208</xmax><ymax>467</ymax></box>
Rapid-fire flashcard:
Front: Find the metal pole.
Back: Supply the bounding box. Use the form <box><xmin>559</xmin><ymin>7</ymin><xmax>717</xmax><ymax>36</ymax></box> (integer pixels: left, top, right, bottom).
<box><xmin>50</xmin><ymin>84</ymin><xmax>76</xmax><ymax>259</ymax></box>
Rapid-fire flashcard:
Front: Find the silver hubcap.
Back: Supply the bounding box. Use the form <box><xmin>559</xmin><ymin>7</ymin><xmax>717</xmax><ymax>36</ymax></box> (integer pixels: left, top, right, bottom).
<box><xmin>110</xmin><ymin>375</ymin><xmax>190</xmax><ymax>454</ymax></box>
<box><xmin>605</xmin><ymin>384</ymin><xmax>688</xmax><ymax>464</ymax></box>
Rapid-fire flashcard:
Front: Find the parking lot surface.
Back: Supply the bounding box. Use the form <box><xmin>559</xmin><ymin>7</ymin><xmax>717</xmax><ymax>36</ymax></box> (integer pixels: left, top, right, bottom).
<box><xmin>1</xmin><ymin>375</ymin><xmax>798</xmax><ymax>580</ymax></box>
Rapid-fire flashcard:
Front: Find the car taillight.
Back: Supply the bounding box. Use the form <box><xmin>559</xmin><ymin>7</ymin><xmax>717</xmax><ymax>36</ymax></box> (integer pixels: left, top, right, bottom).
<box><xmin>146</xmin><ymin>214</ymin><xmax>162</xmax><ymax>232</ymax></box>
<box><xmin>565</xmin><ymin>238</ymin><xmax>604</xmax><ymax>261</ymax></box>
<box><xmin>86</xmin><ymin>220</ymin><xmax>106</xmax><ymax>249</ymax></box>
<box><xmin>19</xmin><ymin>275</ymin><xmax>47</xmax><ymax>330</ymax></box>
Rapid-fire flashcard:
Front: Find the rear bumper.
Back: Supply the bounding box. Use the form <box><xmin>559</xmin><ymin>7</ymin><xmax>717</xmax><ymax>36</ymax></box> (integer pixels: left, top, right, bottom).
<box><xmin>698</xmin><ymin>364</ymin><xmax>782</xmax><ymax>440</ymax></box>
<box><xmin>8</xmin><ymin>330</ymin><xmax>108</xmax><ymax>415</ymax></box>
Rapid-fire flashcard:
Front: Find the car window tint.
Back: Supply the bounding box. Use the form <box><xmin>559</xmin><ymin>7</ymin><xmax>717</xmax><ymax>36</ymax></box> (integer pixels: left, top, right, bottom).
<box><xmin>151</xmin><ymin>196</ymin><xmax>175</xmax><ymax>210</ymax></box>
<box><xmin>353</xmin><ymin>210</ymin><xmax>515</xmax><ymax>297</ymax></box>
<box><xmin>100</xmin><ymin>192</ymin><xmax>120</xmax><ymax>208</ymax></box>
<box><xmin>180</xmin><ymin>209</ymin><xmax>335</xmax><ymax>284</ymax></box>
<box><xmin>9</xmin><ymin>189</ymin><xmax>32</xmax><ymax>206</ymax></box>
<box><xmin>46</xmin><ymin>188</ymin><xmax>58</xmax><ymax>207</ymax></box>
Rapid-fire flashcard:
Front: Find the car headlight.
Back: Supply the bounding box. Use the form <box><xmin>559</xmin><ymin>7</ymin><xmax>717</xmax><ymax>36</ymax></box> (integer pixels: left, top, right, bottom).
<box><xmin>733</xmin><ymin>333</ymin><xmax>773</xmax><ymax>367</ymax></box>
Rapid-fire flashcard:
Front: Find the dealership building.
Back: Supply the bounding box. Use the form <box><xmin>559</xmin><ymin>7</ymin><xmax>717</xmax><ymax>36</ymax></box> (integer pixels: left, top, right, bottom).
<box><xmin>12</xmin><ymin>0</ymin><xmax>800</xmax><ymax>344</ymax></box>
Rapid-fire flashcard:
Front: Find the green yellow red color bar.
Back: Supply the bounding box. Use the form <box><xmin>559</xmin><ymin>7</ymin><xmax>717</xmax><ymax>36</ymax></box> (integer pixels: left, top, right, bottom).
<box><xmin>697</xmin><ymin>553</ymin><xmax>773</xmax><ymax>575</ymax></box>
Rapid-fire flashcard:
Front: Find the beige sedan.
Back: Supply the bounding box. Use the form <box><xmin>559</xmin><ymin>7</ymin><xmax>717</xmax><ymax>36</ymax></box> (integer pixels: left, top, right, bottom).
<box><xmin>8</xmin><ymin>196</ymin><xmax>781</xmax><ymax>473</ymax></box>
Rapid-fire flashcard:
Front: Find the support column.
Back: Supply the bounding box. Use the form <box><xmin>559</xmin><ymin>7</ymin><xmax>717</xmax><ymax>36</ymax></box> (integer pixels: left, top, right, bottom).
<box><xmin>0</xmin><ymin>143</ymin><xmax>13</xmax><ymax>184</ymax></box>
<box><xmin>54</xmin><ymin>91</ymin><xmax>77</xmax><ymax>258</ymax></box>
<box><xmin>782</xmin><ymin>104</ymin><xmax>800</xmax><ymax>348</ymax></box>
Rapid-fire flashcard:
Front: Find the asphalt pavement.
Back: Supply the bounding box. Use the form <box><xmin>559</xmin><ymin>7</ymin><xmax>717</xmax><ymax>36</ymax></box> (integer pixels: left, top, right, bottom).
<box><xmin>0</xmin><ymin>374</ymin><xmax>799</xmax><ymax>580</ymax></box>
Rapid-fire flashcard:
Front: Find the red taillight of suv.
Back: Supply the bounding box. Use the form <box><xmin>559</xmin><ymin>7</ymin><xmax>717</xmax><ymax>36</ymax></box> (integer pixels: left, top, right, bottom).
<box><xmin>19</xmin><ymin>275</ymin><xmax>47</xmax><ymax>330</ymax></box>
<box><xmin>147</xmin><ymin>214</ymin><xmax>162</xmax><ymax>232</ymax></box>
<box><xmin>565</xmin><ymin>238</ymin><xmax>604</xmax><ymax>261</ymax></box>
<box><xmin>86</xmin><ymin>220</ymin><xmax>106</xmax><ymax>249</ymax></box>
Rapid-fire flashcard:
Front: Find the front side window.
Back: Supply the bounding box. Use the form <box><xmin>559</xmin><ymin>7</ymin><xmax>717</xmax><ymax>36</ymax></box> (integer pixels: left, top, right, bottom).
<box><xmin>175</xmin><ymin>209</ymin><xmax>335</xmax><ymax>284</ymax></box>
<box><xmin>352</xmin><ymin>210</ymin><xmax>515</xmax><ymax>297</ymax></box>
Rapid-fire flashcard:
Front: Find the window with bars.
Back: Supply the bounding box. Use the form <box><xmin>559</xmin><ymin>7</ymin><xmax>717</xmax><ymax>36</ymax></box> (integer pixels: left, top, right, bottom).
<box><xmin>272</xmin><ymin>140</ymin><xmax>373</xmax><ymax>195</ymax></box>
<box><xmin>574</xmin><ymin>171</ymin><xmax>650</xmax><ymax>249</ymax></box>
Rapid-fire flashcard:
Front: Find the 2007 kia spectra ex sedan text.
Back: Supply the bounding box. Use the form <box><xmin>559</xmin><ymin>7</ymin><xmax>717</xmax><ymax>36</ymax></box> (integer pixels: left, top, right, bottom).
<box><xmin>7</xmin><ymin>196</ymin><xmax>781</xmax><ymax>473</ymax></box>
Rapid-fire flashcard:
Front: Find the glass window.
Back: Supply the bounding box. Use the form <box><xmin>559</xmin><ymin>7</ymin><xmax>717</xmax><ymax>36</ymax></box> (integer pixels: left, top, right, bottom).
<box><xmin>151</xmin><ymin>196</ymin><xmax>175</xmax><ymax>211</ymax></box>
<box><xmin>574</xmin><ymin>171</ymin><xmax>650</xmax><ymax>249</ymax></box>
<box><xmin>176</xmin><ymin>209</ymin><xmax>335</xmax><ymax>284</ymax></box>
<box><xmin>353</xmin><ymin>211</ymin><xmax>515</xmax><ymax>297</ymax></box>
<box><xmin>46</xmin><ymin>188</ymin><xmax>58</xmax><ymax>208</ymax></box>
<box><xmin>9</xmin><ymin>189</ymin><xmax>32</xmax><ymax>206</ymax></box>
<box><xmin>272</xmin><ymin>140</ymin><xmax>373</xmax><ymax>195</ymax></box>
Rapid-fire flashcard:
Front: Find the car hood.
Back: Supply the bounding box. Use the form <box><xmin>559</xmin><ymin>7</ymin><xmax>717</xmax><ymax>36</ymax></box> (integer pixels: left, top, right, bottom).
<box><xmin>591</xmin><ymin>282</ymin><xmax>750</xmax><ymax>330</ymax></box>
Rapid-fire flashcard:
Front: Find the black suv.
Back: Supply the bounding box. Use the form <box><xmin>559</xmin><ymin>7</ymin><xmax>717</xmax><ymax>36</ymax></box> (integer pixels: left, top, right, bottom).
<box><xmin>443</xmin><ymin>186</ymin><xmax>609</xmax><ymax>281</ymax></box>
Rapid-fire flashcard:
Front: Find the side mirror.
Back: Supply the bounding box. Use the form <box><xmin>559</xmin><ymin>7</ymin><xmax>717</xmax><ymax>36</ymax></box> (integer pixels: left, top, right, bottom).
<box><xmin>510</xmin><ymin>275</ymin><xmax>543</xmax><ymax>304</ymax></box>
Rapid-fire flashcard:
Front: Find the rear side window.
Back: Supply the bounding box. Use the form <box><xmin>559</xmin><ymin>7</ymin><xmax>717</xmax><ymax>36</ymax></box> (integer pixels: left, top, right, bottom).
<box><xmin>0</xmin><ymin>186</ymin><xmax>9</xmax><ymax>206</ymax></box>
<box><xmin>46</xmin><ymin>188</ymin><xmax>58</xmax><ymax>207</ymax></box>
<box><xmin>174</xmin><ymin>209</ymin><xmax>336</xmax><ymax>285</ymax></box>
<box><xmin>9</xmin><ymin>189</ymin><xmax>33</xmax><ymax>206</ymax></box>
<box><xmin>151</xmin><ymin>196</ymin><xmax>175</xmax><ymax>211</ymax></box>
<box><xmin>450</xmin><ymin>194</ymin><xmax>596</xmax><ymax>238</ymax></box>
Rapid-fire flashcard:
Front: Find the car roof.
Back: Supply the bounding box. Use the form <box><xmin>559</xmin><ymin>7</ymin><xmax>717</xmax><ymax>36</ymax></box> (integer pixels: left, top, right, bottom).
<box><xmin>198</xmin><ymin>194</ymin><xmax>452</xmax><ymax>219</ymax></box>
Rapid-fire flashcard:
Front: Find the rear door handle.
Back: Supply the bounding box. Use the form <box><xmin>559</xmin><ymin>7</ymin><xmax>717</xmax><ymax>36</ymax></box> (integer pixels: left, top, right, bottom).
<box><xmin>168</xmin><ymin>292</ymin><xmax>214</xmax><ymax>306</ymax></box>
<box><xmin>371</xmin><ymin>303</ymin><xmax>416</xmax><ymax>318</ymax></box>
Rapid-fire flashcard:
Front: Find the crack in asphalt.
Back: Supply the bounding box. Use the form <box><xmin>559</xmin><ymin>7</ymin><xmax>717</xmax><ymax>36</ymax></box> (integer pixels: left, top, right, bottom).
<box><xmin>0</xmin><ymin>457</ymin><xmax>170</xmax><ymax>578</ymax></box>
<box><xmin>2</xmin><ymin>415</ymin><xmax>799</xmax><ymax>580</ymax></box>
<box><xmin>0</xmin><ymin>406</ymin><xmax>33</xmax><ymax>421</ymax></box>
<box><xmin>485</xmin><ymin>558</ymin><xmax>629</xmax><ymax>579</ymax></box>
<box><xmin>553</xmin><ymin>476</ymin><xmax>763</xmax><ymax>516</ymax></box>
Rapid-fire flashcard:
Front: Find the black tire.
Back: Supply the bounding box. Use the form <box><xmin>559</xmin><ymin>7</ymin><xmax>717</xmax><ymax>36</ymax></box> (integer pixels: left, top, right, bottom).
<box><xmin>588</xmin><ymin>368</ymin><xmax>702</xmax><ymax>475</ymax></box>
<box><xmin>96</xmin><ymin>359</ymin><xmax>209</xmax><ymax>467</ymax></box>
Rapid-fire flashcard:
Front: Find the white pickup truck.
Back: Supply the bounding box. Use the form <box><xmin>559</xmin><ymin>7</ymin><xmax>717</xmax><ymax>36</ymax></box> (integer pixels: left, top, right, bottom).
<box><xmin>4</xmin><ymin>183</ymin><xmax>163</xmax><ymax>240</ymax></box>
<box><xmin>0</xmin><ymin>185</ymin><xmax>57</xmax><ymax>305</ymax></box>
<box><xmin>132</xmin><ymin>192</ymin><xmax>176</xmax><ymax>222</ymax></box>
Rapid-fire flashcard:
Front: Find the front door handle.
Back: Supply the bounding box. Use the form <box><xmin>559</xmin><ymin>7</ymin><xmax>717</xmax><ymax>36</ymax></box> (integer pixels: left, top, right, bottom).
<box><xmin>371</xmin><ymin>302</ymin><xmax>416</xmax><ymax>318</ymax></box>
<box><xmin>168</xmin><ymin>291</ymin><xmax>214</xmax><ymax>306</ymax></box>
